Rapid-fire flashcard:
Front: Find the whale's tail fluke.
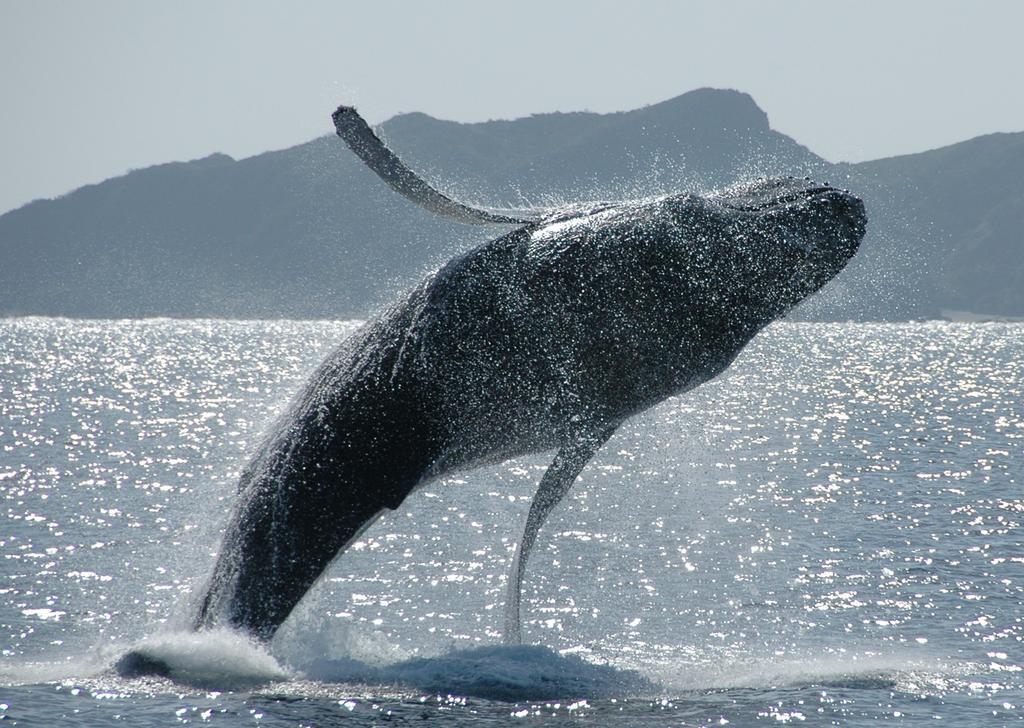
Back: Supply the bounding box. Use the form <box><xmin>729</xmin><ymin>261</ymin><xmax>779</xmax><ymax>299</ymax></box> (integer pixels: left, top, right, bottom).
<box><xmin>332</xmin><ymin>105</ymin><xmax>541</xmax><ymax>226</ymax></box>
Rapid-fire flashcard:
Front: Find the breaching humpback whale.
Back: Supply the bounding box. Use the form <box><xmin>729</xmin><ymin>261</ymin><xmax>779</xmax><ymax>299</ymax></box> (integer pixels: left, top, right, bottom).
<box><xmin>193</xmin><ymin>105</ymin><xmax>867</xmax><ymax>644</ymax></box>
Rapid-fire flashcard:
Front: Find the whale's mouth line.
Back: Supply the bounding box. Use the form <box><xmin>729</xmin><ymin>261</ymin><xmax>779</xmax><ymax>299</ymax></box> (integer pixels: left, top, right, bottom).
<box><xmin>715</xmin><ymin>186</ymin><xmax>837</xmax><ymax>213</ymax></box>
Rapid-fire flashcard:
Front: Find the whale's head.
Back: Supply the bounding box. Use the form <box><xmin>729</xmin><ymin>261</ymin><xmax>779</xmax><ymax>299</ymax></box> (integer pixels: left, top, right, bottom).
<box><xmin>697</xmin><ymin>177</ymin><xmax>867</xmax><ymax>318</ymax></box>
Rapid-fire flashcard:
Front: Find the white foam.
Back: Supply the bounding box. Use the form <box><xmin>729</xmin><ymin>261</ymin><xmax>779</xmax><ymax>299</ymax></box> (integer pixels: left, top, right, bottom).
<box><xmin>116</xmin><ymin>628</ymin><xmax>289</xmax><ymax>689</ymax></box>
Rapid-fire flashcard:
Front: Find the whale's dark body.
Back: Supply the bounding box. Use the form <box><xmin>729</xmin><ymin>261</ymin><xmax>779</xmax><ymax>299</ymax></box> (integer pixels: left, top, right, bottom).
<box><xmin>193</xmin><ymin>106</ymin><xmax>867</xmax><ymax>644</ymax></box>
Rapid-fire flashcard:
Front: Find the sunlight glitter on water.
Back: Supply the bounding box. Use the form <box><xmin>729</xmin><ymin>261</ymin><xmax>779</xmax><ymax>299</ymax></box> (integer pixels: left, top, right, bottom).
<box><xmin>0</xmin><ymin>319</ymin><xmax>1022</xmax><ymax>725</ymax></box>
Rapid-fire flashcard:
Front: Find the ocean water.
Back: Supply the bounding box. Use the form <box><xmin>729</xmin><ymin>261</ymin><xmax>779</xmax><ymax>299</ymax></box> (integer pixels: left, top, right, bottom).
<box><xmin>0</xmin><ymin>318</ymin><xmax>1021</xmax><ymax>725</ymax></box>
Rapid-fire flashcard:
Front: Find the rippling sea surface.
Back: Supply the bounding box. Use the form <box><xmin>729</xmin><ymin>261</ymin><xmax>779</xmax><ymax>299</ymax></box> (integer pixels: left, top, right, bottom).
<box><xmin>1</xmin><ymin>319</ymin><xmax>1022</xmax><ymax>725</ymax></box>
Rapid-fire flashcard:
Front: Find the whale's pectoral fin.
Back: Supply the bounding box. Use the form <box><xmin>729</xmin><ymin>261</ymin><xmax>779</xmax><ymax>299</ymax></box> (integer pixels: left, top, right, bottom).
<box><xmin>332</xmin><ymin>105</ymin><xmax>541</xmax><ymax>226</ymax></box>
<box><xmin>503</xmin><ymin>426</ymin><xmax>616</xmax><ymax>644</ymax></box>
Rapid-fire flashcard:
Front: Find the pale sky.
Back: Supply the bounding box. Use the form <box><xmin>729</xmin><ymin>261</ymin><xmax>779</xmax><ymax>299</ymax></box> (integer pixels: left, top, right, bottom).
<box><xmin>2</xmin><ymin>0</ymin><xmax>1023</xmax><ymax>215</ymax></box>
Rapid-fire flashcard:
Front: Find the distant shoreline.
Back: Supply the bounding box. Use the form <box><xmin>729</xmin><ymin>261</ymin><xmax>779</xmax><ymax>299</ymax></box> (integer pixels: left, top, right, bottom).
<box><xmin>4</xmin><ymin>314</ymin><xmax>1024</xmax><ymax>325</ymax></box>
<box><xmin>940</xmin><ymin>309</ymin><xmax>1024</xmax><ymax>323</ymax></box>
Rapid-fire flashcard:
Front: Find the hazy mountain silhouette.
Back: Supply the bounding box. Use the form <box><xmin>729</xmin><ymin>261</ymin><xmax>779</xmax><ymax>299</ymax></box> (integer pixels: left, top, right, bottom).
<box><xmin>0</xmin><ymin>88</ymin><xmax>1019</xmax><ymax>319</ymax></box>
<box><xmin>849</xmin><ymin>132</ymin><xmax>1024</xmax><ymax>318</ymax></box>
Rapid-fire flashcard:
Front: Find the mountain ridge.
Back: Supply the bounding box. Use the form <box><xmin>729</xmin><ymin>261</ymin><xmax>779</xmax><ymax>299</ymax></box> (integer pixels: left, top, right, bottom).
<box><xmin>1</xmin><ymin>87</ymin><xmax>1020</xmax><ymax>319</ymax></box>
